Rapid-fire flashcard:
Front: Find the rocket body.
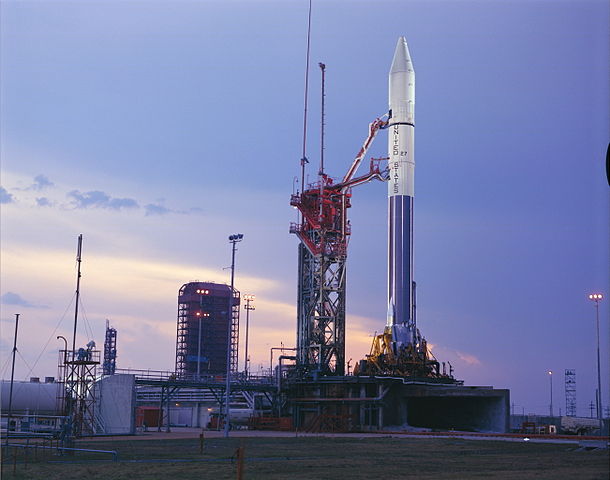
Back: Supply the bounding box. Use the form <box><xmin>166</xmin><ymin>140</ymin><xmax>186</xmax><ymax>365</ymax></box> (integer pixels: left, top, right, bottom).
<box><xmin>387</xmin><ymin>37</ymin><xmax>416</xmax><ymax>349</ymax></box>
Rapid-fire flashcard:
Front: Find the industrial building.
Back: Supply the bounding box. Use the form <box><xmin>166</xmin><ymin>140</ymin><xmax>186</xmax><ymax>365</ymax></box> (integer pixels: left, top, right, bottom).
<box><xmin>175</xmin><ymin>282</ymin><xmax>240</xmax><ymax>377</ymax></box>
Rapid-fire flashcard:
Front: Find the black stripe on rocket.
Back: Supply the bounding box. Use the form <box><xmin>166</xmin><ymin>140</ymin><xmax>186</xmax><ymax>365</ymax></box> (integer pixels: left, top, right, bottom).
<box><xmin>388</xmin><ymin>194</ymin><xmax>414</xmax><ymax>329</ymax></box>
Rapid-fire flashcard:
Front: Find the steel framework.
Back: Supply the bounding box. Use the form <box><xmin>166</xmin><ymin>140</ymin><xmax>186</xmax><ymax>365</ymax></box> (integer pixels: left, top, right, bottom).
<box><xmin>290</xmin><ymin>117</ymin><xmax>387</xmax><ymax>377</ymax></box>
<box><xmin>228</xmin><ymin>290</ymin><xmax>240</xmax><ymax>375</ymax></box>
<box><xmin>175</xmin><ymin>282</ymin><xmax>240</xmax><ymax>377</ymax></box>
<box><xmin>58</xmin><ymin>348</ymin><xmax>100</xmax><ymax>436</ymax></box>
<box><xmin>291</xmin><ymin>179</ymin><xmax>350</xmax><ymax>376</ymax></box>
<box><xmin>565</xmin><ymin>369</ymin><xmax>576</xmax><ymax>417</ymax></box>
<box><xmin>103</xmin><ymin>320</ymin><xmax>117</xmax><ymax>376</ymax></box>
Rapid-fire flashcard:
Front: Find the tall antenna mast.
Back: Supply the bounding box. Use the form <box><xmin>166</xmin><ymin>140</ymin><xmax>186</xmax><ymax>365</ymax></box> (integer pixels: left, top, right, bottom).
<box><xmin>300</xmin><ymin>0</ymin><xmax>313</xmax><ymax>192</ymax></box>
<box><xmin>319</xmin><ymin>62</ymin><xmax>326</xmax><ymax>176</ymax></box>
<box><xmin>71</xmin><ymin>234</ymin><xmax>83</xmax><ymax>355</ymax></box>
<box><xmin>318</xmin><ymin>62</ymin><xmax>326</xmax><ymax>223</ymax></box>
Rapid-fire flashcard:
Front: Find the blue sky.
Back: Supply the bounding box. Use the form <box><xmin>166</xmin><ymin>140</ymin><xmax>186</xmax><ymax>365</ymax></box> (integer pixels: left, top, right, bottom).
<box><xmin>1</xmin><ymin>0</ymin><xmax>608</xmax><ymax>416</ymax></box>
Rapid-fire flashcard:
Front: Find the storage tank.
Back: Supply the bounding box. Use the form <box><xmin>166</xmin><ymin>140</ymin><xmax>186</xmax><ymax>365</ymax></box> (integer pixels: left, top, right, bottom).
<box><xmin>0</xmin><ymin>379</ymin><xmax>62</xmax><ymax>415</ymax></box>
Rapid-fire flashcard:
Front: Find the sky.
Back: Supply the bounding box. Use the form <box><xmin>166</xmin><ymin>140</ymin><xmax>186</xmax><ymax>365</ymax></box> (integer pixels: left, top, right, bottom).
<box><xmin>1</xmin><ymin>0</ymin><xmax>608</xmax><ymax>417</ymax></box>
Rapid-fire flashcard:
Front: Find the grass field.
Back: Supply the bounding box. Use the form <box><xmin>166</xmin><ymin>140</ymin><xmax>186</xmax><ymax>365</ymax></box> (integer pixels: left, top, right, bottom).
<box><xmin>1</xmin><ymin>435</ymin><xmax>608</xmax><ymax>479</ymax></box>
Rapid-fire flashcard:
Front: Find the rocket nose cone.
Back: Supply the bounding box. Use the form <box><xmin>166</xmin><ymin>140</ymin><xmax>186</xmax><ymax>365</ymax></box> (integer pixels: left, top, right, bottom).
<box><xmin>390</xmin><ymin>36</ymin><xmax>414</xmax><ymax>74</ymax></box>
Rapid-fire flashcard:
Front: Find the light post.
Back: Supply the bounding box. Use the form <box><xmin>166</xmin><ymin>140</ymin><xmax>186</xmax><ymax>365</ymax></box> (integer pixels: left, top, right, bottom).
<box><xmin>196</xmin><ymin>312</ymin><xmax>202</xmax><ymax>379</ymax></box>
<box><xmin>588</xmin><ymin>293</ymin><xmax>604</xmax><ymax>434</ymax></box>
<box><xmin>243</xmin><ymin>294</ymin><xmax>255</xmax><ymax>377</ymax></box>
<box><xmin>547</xmin><ymin>370</ymin><xmax>553</xmax><ymax>417</ymax></box>
<box><xmin>224</xmin><ymin>233</ymin><xmax>243</xmax><ymax>438</ymax></box>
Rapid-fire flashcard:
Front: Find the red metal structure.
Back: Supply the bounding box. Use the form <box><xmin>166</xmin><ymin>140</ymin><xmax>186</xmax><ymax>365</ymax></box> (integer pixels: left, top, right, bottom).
<box><xmin>290</xmin><ymin>117</ymin><xmax>387</xmax><ymax>377</ymax></box>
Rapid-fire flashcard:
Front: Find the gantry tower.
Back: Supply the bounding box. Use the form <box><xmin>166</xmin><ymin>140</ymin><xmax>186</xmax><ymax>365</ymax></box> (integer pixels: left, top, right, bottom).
<box><xmin>290</xmin><ymin>114</ymin><xmax>387</xmax><ymax>377</ymax></box>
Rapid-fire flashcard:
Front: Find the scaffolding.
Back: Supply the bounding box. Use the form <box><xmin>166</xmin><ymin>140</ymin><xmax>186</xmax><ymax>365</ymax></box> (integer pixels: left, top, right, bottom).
<box><xmin>58</xmin><ymin>348</ymin><xmax>100</xmax><ymax>436</ymax></box>
<box><xmin>228</xmin><ymin>290</ymin><xmax>240</xmax><ymax>374</ymax></box>
<box><xmin>565</xmin><ymin>369</ymin><xmax>576</xmax><ymax>417</ymax></box>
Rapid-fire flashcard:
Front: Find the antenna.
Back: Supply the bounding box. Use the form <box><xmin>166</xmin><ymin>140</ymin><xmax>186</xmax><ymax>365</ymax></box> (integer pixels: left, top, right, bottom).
<box><xmin>318</xmin><ymin>62</ymin><xmax>326</xmax><ymax>223</ymax></box>
<box><xmin>319</xmin><ymin>62</ymin><xmax>326</xmax><ymax>176</ymax></box>
<box><xmin>300</xmin><ymin>0</ymin><xmax>313</xmax><ymax>192</ymax></box>
<box><xmin>71</xmin><ymin>234</ymin><xmax>83</xmax><ymax>355</ymax></box>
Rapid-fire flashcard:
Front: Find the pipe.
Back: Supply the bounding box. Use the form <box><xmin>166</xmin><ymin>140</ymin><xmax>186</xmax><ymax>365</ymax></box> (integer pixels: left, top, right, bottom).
<box><xmin>277</xmin><ymin>355</ymin><xmax>297</xmax><ymax>391</ymax></box>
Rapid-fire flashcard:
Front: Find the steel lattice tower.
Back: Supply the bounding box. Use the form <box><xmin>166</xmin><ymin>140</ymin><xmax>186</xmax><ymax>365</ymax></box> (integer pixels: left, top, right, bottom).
<box><xmin>103</xmin><ymin>320</ymin><xmax>117</xmax><ymax>376</ymax></box>
<box><xmin>58</xmin><ymin>347</ymin><xmax>100</xmax><ymax>436</ymax></box>
<box><xmin>291</xmin><ymin>177</ymin><xmax>350</xmax><ymax>376</ymax></box>
<box><xmin>290</xmin><ymin>60</ymin><xmax>385</xmax><ymax>377</ymax></box>
<box><xmin>290</xmin><ymin>118</ymin><xmax>386</xmax><ymax>377</ymax></box>
<box><xmin>565</xmin><ymin>369</ymin><xmax>576</xmax><ymax>417</ymax></box>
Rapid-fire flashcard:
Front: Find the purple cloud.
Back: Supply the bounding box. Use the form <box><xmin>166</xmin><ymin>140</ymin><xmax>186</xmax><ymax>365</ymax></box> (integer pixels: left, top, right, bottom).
<box><xmin>145</xmin><ymin>204</ymin><xmax>171</xmax><ymax>216</ymax></box>
<box><xmin>36</xmin><ymin>197</ymin><xmax>53</xmax><ymax>207</ymax></box>
<box><xmin>67</xmin><ymin>190</ymin><xmax>139</xmax><ymax>210</ymax></box>
<box><xmin>1</xmin><ymin>292</ymin><xmax>46</xmax><ymax>308</ymax></box>
<box><xmin>0</xmin><ymin>186</ymin><xmax>15</xmax><ymax>204</ymax></box>
<box><xmin>30</xmin><ymin>174</ymin><xmax>54</xmax><ymax>191</ymax></box>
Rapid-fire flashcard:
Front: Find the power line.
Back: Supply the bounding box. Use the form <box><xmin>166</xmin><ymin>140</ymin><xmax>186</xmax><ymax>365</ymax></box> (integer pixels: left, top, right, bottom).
<box><xmin>23</xmin><ymin>292</ymin><xmax>76</xmax><ymax>379</ymax></box>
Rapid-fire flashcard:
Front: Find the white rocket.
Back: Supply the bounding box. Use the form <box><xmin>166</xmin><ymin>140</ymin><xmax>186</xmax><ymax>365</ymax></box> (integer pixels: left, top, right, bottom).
<box><xmin>387</xmin><ymin>36</ymin><xmax>416</xmax><ymax>350</ymax></box>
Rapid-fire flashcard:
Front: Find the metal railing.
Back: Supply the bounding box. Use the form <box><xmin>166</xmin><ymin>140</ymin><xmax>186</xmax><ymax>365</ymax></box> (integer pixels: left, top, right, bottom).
<box><xmin>115</xmin><ymin>368</ymin><xmax>276</xmax><ymax>385</ymax></box>
<box><xmin>5</xmin><ymin>443</ymin><xmax>118</xmax><ymax>461</ymax></box>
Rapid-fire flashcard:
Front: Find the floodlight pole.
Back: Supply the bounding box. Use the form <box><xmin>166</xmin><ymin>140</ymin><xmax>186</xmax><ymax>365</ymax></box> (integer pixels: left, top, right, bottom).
<box><xmin>594</xmin><ymin>298</ymin><xmax>603</xmax><ymax>434</ymax></box>
<box><xmin>197</xmin><ymin>315</ymin><xmax>202</xmax><ymax>379</ymax></box>
<box><xmin>588</xmin><ymin>293</ymin><xmax>604</xmax><ymax>434</ymax></box>
<box><xmin>548</xmin><ymin>371</ymin><xmax>553</xmax><ymax>417</ymax></box>
<box><xmin>243</xmin><ymin>295</ymin><xmax>255</xmax><ymax>377</ymax></box>
<box><xmin>224</xmin><ymin>234</ymin><xmax>243</xmax><ymax>437</ymax></box>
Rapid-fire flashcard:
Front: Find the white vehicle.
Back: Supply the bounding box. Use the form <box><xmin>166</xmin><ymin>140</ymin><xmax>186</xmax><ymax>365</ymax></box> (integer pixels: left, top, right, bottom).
<box><xmin>560</xmin><ymin>416</ymin><xmax>600</xmax><ymax>435</ymax></box>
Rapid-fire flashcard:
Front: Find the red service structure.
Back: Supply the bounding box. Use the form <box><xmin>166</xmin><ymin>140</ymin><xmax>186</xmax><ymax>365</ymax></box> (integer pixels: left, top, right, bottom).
<box><xmin>175</xmin><ymin>282</ymin><xmax>240</xmax><ymax>377</ymax></box>
<box><xmin>290</xmin><ymin>117</ymin><xmax>387</xmax><ymax>376</ymax></box>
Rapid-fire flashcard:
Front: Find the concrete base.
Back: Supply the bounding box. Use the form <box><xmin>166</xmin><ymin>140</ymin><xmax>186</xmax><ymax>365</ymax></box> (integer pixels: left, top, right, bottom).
<box><xmin>285</xmin><ymin>376</ymin><xmax>509</xmax><ymax>433</ymax></box>
<box><xmin>388</xmin><ymin>383</ymin><xmax>509</xmax><ymax>432</ymax></box>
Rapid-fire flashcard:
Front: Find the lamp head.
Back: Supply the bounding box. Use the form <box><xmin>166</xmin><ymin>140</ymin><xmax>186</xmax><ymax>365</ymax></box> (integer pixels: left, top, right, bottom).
<box><xmin>229</xmin><ymin>233</ymin><xmax>244</xmax><ymax>242</ymax></box>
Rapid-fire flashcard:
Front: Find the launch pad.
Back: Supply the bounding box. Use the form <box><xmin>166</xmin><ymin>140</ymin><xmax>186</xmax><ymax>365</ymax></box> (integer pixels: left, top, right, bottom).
<box><xmin>282</xmin><ymin>36</ymin><xmax>510</xmax><ymax>434</ymax></box>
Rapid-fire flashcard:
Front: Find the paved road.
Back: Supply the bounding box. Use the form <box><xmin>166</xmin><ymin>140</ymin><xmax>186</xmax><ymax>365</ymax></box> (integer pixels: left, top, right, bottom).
<box><xmin>84</xmin><ymin>427</ymin><xmax>607</xmax><ymax>447</ymax></box>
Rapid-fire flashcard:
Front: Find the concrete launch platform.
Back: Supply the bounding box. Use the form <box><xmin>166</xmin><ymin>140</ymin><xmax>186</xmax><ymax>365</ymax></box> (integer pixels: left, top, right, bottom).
<box><xmin>284</xmin><ymin>376</ymin><xmax>509</xmax><ymax>433</ymax></box>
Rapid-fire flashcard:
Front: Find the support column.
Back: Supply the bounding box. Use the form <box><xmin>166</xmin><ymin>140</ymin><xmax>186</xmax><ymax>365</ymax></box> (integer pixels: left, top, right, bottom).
<box><xmin>378</xmin><ymin>384</ymin><xmax>384</xmax><ymax>429</ymax></box>
<box><xmin>165</xmin><ymin>388</ymin><xmax>171</xmax><ymax>433</ymax></box>
<box><xmin>359</xmin><ymin>386</ymin><xmax>366</xmax><ymax>428</ymax></box>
